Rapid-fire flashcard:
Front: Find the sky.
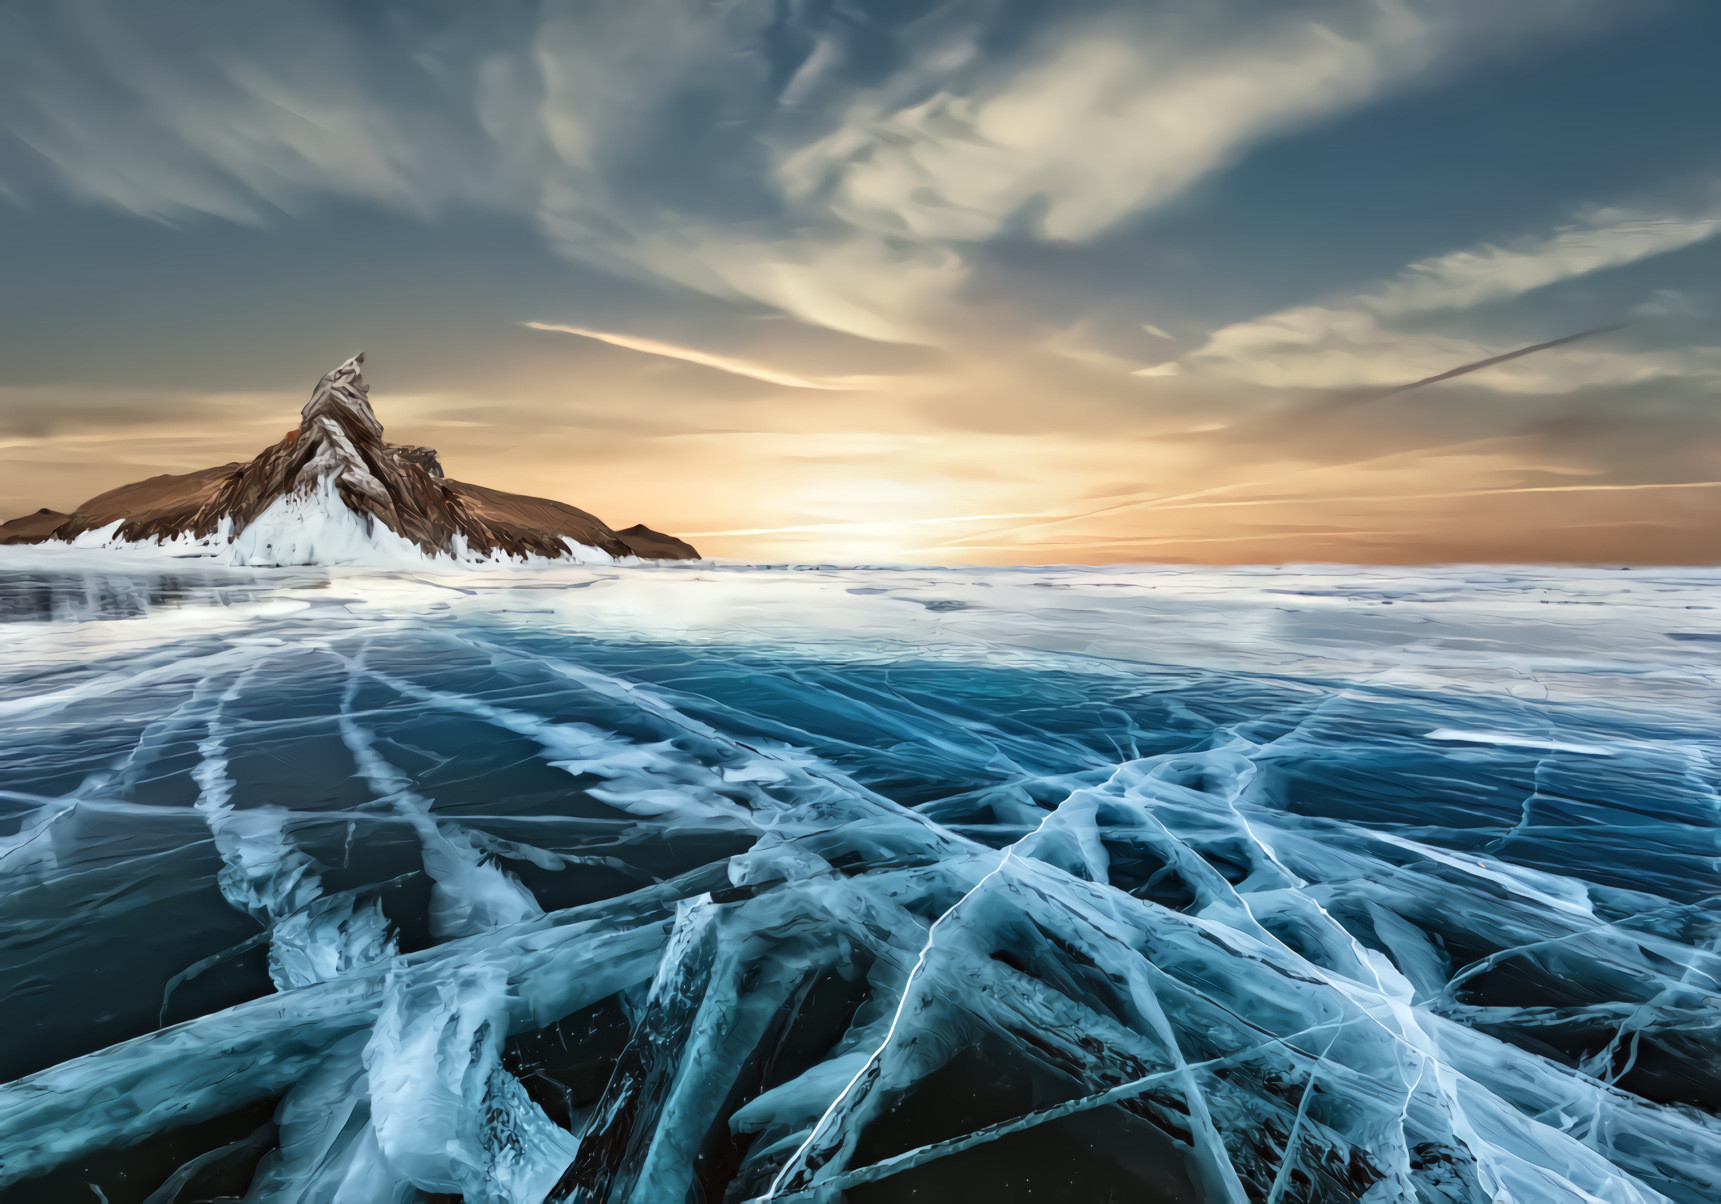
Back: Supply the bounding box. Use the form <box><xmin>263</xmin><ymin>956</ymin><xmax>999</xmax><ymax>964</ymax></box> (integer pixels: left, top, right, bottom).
<box><xmin>1</xmin><ymin>0</ymin><xmax>1718</xmax><ymax>565</ymax></box>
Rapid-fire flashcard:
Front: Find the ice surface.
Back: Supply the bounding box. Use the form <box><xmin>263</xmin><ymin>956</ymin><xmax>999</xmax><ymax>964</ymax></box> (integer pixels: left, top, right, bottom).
<box><xmin>0</xmin><ymin>555</ymin><xmax>1718</xmax><ymax>1202</ymax></box>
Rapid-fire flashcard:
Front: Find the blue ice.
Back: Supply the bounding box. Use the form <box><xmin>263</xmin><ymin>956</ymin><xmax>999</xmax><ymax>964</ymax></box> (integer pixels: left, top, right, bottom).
<box><xmin>0</xmin><ymin>559</ymin><xmax>1717</xmax><ymax>1202</ymax></box>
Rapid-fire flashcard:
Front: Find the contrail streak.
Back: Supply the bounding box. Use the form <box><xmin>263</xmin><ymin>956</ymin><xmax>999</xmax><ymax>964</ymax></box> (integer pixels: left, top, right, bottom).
<box><xmin>1368</xmin><ymin>323</ymin><xmax>1629</xmax><ymax>402</ymax></box>
<box><xmin>953</xmin><ymin>325</ymin><xmax>1632</xmax><ymax>547</ymax></box>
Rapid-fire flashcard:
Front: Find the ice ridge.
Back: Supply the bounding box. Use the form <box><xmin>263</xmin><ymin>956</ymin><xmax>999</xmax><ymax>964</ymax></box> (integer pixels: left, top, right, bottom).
<box><xmin>0</xmin><ymin>563</ymin><xmax>1716</xmax><ymax>1201</ymax></box>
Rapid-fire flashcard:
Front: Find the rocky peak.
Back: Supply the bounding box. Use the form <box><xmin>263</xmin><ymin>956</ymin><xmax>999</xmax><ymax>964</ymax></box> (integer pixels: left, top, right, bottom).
<box><xmin>286</xmin><ymin>353</ymin><xmax>393</xmax><ymax>509</ymax></box>
<box><xmin>3</xmin><ymin>353</ymin><xmax>700</xmax><ymax>563</ymax></box>
<box><xmin>185</xmin><ymin>352</ymin><xmax>490</xmax><ymax>555</ymax></box>
<box><xmin>304</xmin><ymin>353</ymin><xmax>381</xmax><ymax>436</ymax></box>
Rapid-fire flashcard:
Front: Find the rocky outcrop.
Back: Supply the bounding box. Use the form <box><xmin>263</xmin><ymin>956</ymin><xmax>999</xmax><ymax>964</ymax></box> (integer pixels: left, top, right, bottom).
<box><xmin>4</xmin><ymin>354</ymin><xmax>700</xmax><ymax>563</ymax></box>
<box><xmin>50</xmin><ymin>465</ymin><xmax>244</xmax><ymax>544</ymax></box>
<box><xmin>0</xmin><ymin>508</ymin><xmax>72</xmax><ymax>545</ymax></box>
<box><xmin>614</xmin><ymin>524</ymin><xmax>701</xmax><ymax>560</ymax></box>
<box><xmin>449</xmin><ymin>481</ymin><xmax>632</xmax><ymax>560</ymax></box>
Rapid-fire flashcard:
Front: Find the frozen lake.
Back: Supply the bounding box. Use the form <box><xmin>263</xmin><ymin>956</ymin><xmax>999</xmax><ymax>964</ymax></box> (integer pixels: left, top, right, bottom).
<box><xmin>1</xmin><ymin>556</ymin><xmax>1718</xmax><ymax>1202</ymax></box>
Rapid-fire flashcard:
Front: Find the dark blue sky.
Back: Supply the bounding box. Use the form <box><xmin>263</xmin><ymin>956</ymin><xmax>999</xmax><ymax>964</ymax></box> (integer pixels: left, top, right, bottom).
<box><xmin>1</xmin><ymin>0</ymin><xmax>1717</xmax><ymax>563</ymax></box>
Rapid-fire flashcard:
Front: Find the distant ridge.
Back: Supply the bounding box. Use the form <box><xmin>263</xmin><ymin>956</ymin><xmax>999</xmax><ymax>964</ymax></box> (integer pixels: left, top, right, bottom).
<box><xmin>0</xmin><ymin>354</ymin><xmax>698</xmax><ymax>564</ymax></box>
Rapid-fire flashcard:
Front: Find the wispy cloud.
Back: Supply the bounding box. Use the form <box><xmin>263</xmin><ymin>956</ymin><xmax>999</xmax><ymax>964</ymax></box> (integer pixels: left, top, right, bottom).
<box><xmin>0</xmin><ymin>0</ymin><xmax>1625</xmax><ymax>348</ymax></box>
<box><xmin>1367</xmin><ymin>205</ymin><xmax>1721</xmax><ymax>316</ymax></box>
<box><xmin>779</xmin><ymin>4</ymin><xmax>1453</xmax><ymax>244</ymax></box>
<box><xmin>680</xmin><ymin>513</ymin><xmax>1043</xmax><ymax>537</ymax></box>
<box><xmin>0</xmin><ymin>4</ymin><xmax>509</xmax><ymax>225</ymax></box>
<box><xmin>524</xmin><ymin>322</ymin><xmax>883</xmax><ymax>390</ymax></box>
<box><xmin>1186</xmin><ymin>192</ymin><xmax>1721</xmax><ymax>392</ymax></box>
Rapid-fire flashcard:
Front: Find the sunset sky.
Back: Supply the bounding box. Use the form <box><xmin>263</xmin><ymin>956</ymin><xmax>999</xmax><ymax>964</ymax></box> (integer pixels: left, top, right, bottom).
<box><xmin>2</xmin><ymin>0</ymin><xmax>1718</xmax><ymax>564</ymax></box>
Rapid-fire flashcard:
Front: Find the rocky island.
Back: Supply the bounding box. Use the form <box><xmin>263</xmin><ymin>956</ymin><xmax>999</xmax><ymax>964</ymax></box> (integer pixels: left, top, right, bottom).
<box><xmin>0</xmin><ymin>354</ymin><xmax>698</xmax><ymax>564</ymax></box>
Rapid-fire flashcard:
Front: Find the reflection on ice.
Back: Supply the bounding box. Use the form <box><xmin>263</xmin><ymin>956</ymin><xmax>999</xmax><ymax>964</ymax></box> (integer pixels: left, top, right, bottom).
<box><xmin>0</xmin><ymin>557</ymin><xmax>1718</xmax><ymax>1202</ymax></box>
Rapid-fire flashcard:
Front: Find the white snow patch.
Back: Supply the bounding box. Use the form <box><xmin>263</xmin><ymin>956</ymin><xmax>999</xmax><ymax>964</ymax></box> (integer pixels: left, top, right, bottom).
<box><xmin>1425</xmin><ymin>728</ymin><xmax>1614</xmax><ymax>756</ymax></box>
<box><xmin>230</xmin><ymin>475</ymin><xmax>430</xmax><ymax>568</ymax></box>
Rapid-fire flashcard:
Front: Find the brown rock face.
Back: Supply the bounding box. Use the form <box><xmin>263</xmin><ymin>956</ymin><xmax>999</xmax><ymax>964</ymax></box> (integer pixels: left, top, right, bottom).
<box><xmin>0</xmin><ymin>508</ymin><xmax>71</xmax><ymax>545</ymax></box>
<box><xmin>2</xmin><ymin>354</ymin><xmax>699</xmax><ymax>563</ymax></box>
<box><xmin>614</xmin><ymin>524</ymin><xmax>701</xmax><ymax>560</ymax></box>
<box><xmin>52</xmin><ymin>465</ymin><xmax>244</xmax><ymax>544</ymax></box>
<box><xmin>451</xmin><ymin>481</ymin><xmax>636</xmax><ymax>560</ymax></box>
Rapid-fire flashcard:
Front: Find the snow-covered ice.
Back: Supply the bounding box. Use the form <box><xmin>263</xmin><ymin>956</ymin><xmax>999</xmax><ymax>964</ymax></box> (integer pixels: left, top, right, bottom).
<box><xmin>0</xmin><ymin>554</ymin><xmax>1718</xmax><ymax>1202</ymax></box>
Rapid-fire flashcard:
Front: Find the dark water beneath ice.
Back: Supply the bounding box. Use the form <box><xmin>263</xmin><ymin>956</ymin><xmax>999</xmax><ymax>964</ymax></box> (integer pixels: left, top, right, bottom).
<box><xmin>0</xmin><ymin>557</ymin><xmax>1718</xmax><ymax>1202</ymax></box>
